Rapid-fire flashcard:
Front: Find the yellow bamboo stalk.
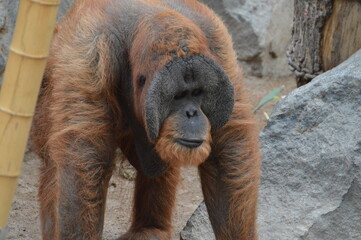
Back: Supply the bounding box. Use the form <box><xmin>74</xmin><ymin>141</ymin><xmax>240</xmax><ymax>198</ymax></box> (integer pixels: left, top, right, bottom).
<box><xmin>0</xmin><ymin>0</ymin><xmax>61</xmax><ymax>236</ymax></box>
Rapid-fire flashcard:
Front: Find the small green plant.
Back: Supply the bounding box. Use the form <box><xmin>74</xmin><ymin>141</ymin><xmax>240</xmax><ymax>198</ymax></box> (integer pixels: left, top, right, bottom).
<box><xmin>253</xmin><ymin>87</ymin><xmax>283</xmax><ymax>113</ymax></box>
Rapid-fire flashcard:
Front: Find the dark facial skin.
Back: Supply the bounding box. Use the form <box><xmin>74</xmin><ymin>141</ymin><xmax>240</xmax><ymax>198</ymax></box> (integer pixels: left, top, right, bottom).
<box><xmin>145</xmin><ymin>55</ymin><xmax>234</xmax><ymax>143</ymax></box>
<box><xmin>170</xmin><ymin>89</ymin><xmax>209</xmax><ymax>148</ymax></box>
<box><xmin>127</xmin><ymin>55</ymin><xmax>234</xmax><ymax>177</ymax></box>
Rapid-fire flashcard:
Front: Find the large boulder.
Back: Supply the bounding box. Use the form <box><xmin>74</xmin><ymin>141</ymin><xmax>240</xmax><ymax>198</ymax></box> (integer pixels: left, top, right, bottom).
<box><xmin>181</xmin><ymin>49</ymin><xmax>361</xmax><ymax>240</ymax></box>
<box><xmin>258</xmin><ymin>49</ymin><xmax>361</xmax><ymax>240</ymax></box>
<box><xmin>0</xmin><ymin>0</ymin><xmax>74</xmax><ymax>85</ymax></box>
<box><xmin>199</xmin><ymin>0</ymin><xmax>294</xmax><ymax>77</ymax></box>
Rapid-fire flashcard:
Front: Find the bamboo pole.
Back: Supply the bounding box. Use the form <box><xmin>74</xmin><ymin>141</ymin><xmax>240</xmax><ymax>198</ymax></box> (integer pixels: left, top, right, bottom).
<box><xmin>0</xmin><ymin>0</ymin><xmax>60</xmax><ymax>238</ymax></box>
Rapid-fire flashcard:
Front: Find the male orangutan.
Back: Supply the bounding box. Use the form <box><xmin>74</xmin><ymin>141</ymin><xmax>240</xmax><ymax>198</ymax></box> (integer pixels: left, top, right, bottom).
<box><xmin>31</xmin><ymin>0</ymin><xmax>261</xmax><ymax>239</ymax></box>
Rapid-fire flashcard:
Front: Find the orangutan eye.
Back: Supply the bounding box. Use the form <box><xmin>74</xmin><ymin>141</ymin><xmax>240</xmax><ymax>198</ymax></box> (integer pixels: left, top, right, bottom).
<box><xmin>174</xmin><ymin>90</ymin><xmax>188</xmax><ymax>100</ymax></box>
<box><xmin>192</xmin><ymin>88</ymin><xmax>203</xmax><ymax>97</ymax></box>
<box><xmin>138</xmin><ymin>75</ymin><xmax>146</xmax><ymax>88</ymax></box>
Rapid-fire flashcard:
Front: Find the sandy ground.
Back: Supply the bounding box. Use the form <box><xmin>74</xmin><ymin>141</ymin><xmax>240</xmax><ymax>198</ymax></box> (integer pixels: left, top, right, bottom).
<box><xmin>6</xmin><ymin>75</ymin><xmax>296</xmax><ymax>240</ymax></box>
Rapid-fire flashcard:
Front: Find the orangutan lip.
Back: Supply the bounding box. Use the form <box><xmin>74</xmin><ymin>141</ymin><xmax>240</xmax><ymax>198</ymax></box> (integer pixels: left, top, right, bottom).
<box><xmin>176</xmin><ymin>138</ymin><xmax>203</xmax><ymax>148</ymax></box>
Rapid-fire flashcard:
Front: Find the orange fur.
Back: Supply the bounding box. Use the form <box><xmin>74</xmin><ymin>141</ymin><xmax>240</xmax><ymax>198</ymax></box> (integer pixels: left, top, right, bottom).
<box><xmin>122</xmin><ymin>166</ymin><xmax>180</xmax><ymax>240</ymax></box>
<box><xmin>155</xmin><ymin>116</ymin><xmax>212</xmax><ymax>166</ymax></box>
<box><xmin>31</xmin><ymin>0</ymin><xmax>261</xmax><ymax>239</ymax></box>
<box><xmin>130</xmin><ymin>10</ymin><xmax>213</xmax><ymax>124</ymax></box>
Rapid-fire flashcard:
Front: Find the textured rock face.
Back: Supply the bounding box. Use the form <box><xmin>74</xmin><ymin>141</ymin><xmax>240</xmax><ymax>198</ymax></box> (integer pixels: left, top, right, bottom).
<box><xmin>0</xmin><ymin>0</ymin><xmax>19</xmax><ymax>81</ymax></box>
<box><xmin>180</xmin><ymin>202</ymin><xmax>215</xmax><ymax>240</ymax></box>
<box><xmin>181</xmin><ymin>50</ymin><xmax>361</xmax><ymax>240</ymax></box>
<box><xmin>0</xmin><ymin>0</ymin><xmax>74</xmax><ymax>84</ymax></box>
<box><xmin>199</xmin><ymin>0</ymin><xmax>294</xmax><ymax>77</ymax></box>
<box><xmin>258</xmin><ymin>49</ymin><xmax>361</xmax><ymax>240</ymax></box>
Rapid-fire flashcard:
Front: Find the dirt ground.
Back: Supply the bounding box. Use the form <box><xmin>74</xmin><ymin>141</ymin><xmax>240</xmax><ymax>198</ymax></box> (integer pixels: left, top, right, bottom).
<box><xmin>6</xmin><ymin>75</ymin><xmax>296</xmax><ymax>240</ymax></box>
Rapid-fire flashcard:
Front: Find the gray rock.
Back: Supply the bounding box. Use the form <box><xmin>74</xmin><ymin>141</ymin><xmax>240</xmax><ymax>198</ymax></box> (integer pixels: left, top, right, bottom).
<box><xmin>0</xmin><ymin>53</ymin><xmax>5</xmax><ymax>74</ymax></box>
<box><xmin>0</xmin><ymin>0</ymin><xmax>19</xmax><ymax>84</ymax></box>
<box><xmin>0</xmin><ymin>0</ymin><xmax>74</xmax><ymax>85</ymax></box>
<box><xmin>199</xmin><ymin>0</ymin><xmax>294</xmax><ymax>77</ymax></box>
<box><xmin>0</xmin><ymin>227</ymin><xmax>7</xmax><ymax>239</ymax></box>
<box><xmin>181</xmin><ymin>50</ymin><xmax>361</xmax><ymax>240</ymax></box>
<box><xmin>258</xmin><ymin>49</ymin><xmax>361</xmax><ymax>240</ymax></box>
<box><xmin>57</xmin><ymin>0</ymin><xmax>74</xmax><ymax>21</ymax></box>
<box><xmin>180</xmin><ymin>202</ymin><xmax>214</xmax><ymax>240</ymax></box>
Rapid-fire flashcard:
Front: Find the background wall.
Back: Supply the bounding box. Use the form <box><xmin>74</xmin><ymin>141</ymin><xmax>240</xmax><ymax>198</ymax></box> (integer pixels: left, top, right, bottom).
<box><xmin>199</xmin><ymin>0</ymin><xmax>294</xmax><ymax>77</ymax></box>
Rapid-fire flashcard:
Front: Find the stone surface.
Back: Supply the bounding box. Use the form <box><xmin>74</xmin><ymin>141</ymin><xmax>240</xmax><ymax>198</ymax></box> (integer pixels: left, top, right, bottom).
<box><xmin>180</xmin><ymin>202</ymin><xmax>214</xmax><ymax>240</ymax></box>
<box><xmin>0</xmin><ymin>0</ymin><xmax>19</xmax><ymax>83</ymax></box>
<box><xmin>56</xmin><ymin>0</ymin><xmax>74</xmax><ymax>21</ymax></box>
<box><xmin>258</xmin><ymin>49</ymin><xmax>361</xmax><ymax>240</ymax></box>
<box><xmin>199</xmin><ymin>0</ymin><xmax>294</xmax><ymax>77</ymax></box>
<box><xmin>181</xmin><ymin>50</ymin><xmax>361</xmax><ymax>240</ymax></box>
<box><xmin>0</xmin><ymin>0</ymin><xmax>74</xmax><ymax>84</ymax></box>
